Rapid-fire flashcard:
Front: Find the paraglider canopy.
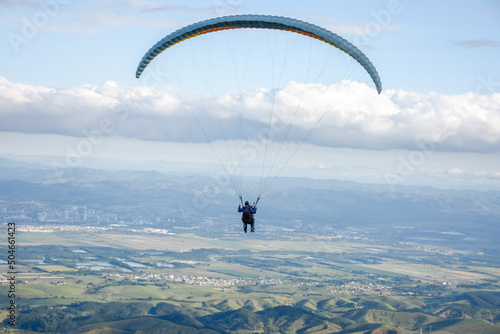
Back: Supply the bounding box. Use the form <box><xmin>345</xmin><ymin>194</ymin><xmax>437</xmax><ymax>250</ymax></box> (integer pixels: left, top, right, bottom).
<box><xmin>136</xmin><ymin>14</ymin><xmax>381</xmax><ymax>94</ymax></box>
<box><xmin>135</xmin><ymin>14</ymin><xmax>382</xmax><ymax>204</ymax></box>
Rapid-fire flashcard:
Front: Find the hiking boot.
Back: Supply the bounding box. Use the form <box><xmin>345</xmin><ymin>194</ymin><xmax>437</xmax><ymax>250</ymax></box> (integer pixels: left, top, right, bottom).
<box><xmin>251</xmin><ymin>228</ymin><xmax>255</xmax><ymax>233</ymax></box>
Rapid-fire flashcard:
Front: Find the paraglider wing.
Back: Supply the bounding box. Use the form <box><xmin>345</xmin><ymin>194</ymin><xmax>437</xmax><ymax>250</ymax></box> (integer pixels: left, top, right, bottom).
<box><xmin>135</xmin><ymin>14</ymin><xmax>382</xmax><ymax>94</ymax></box>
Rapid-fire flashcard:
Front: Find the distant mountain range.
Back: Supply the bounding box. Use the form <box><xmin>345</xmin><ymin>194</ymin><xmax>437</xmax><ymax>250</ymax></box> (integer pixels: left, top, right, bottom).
<box><xmin>1</xmin><ymin>157</ymin><xmax>499</xmax><ymax>246</ymax></box>
<box><xmin>12</xmin><ymin>291</ymin><xmax>500</xmax><ymax>333</ymax></box>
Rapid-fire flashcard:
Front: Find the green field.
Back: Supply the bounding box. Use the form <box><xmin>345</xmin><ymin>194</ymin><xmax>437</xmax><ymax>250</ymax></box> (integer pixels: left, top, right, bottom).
<box><xmin>1</xmin><ymin>230</ymin><xmax>500</xmax><ymax>333</ymax></box>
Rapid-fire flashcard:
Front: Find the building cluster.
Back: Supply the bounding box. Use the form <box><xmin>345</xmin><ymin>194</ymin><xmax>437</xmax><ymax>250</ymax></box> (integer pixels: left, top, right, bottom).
<box><xmin>17</xmin><ymin>224</ymin><xmax>112</xmax><ymax>233</ymax></box>
<box><xmin>12</xmin><ymin>224</ymin><xmax>172</xmax><ymax>236</ymax></box>
<box><xmin>107</xmin><ymin>272</ymin><xmax>257</xmax><ymax>286</ymax></box>
<box><xmin>326</xmin><ymin>281</ymin><xmax>393</xmax><ymax>296</ymax></box>
<box><xmin>0</xmin><ymin>201</ymin><xmax>118</xmax><ymax>224</ymax></box>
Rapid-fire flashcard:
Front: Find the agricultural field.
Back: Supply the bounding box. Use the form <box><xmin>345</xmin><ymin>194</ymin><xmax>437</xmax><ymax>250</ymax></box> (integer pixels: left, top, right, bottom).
<box><xmin>1</xmin><ymin>228</ymin><xmax>500</xmax><ymax>333</ymax></box>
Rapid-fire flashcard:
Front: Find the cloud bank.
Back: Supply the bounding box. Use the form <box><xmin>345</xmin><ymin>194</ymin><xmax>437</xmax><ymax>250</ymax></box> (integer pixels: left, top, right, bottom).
<box><xmin>0</xmin><ymin>76</ymin><xmax>499</xmax><ymax>153</ymax></box>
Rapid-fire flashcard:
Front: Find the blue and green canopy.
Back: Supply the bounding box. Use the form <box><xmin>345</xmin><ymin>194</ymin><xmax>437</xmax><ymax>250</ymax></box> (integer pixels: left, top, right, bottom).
<box><xmin>136</xmin><ymin>14</ymin><xmax>382</xmax><ymax>94</ymax></box>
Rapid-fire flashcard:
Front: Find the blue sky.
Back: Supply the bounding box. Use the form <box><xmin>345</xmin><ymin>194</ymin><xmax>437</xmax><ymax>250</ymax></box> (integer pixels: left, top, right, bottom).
<box><xmin>0</xmin><ymin>0</ymin><xmax>499</xmax><ymax>93</ymax></box>
<box><xmin>0</xmin><ymin>0</ymin><xmax>499</xmax><ymax>191</ymax></box>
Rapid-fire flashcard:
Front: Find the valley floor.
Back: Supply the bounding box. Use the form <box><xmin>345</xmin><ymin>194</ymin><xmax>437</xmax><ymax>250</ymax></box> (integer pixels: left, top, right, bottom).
<box><xmin>1</xmin><ymin>229</ymin><xmax>500</xmax><ymax>333</ymax></box>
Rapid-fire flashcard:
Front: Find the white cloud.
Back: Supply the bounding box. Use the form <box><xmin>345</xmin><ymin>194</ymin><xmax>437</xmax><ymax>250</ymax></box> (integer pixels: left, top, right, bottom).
<box><xmin>451</xmin><ymin>39</ymin><xmax>500</xmax><ymax>49</ymax></box>
<box><xmin>0</xmin><ymin>0</ymin><xmax>41</xmax><ymax>10</ymax></box>
<box><xmin>0</xmin><ymin>1</ymin><xmax>192</xmax><ymax>37</ymax></box>
<box><xmin>329</xmin><ymin>23</ymin><xmax>400</xmax><ymax>36</ymax></box>
<box><xmin>41</xmin><ymin>25</ymin><xmax>103</xmax><ymax>35</ymax></box>
<box><xmin>447</xmin><ymin>168</ymin><xmax>463</xmax><ymax>175</ymax></box>
<box><xmin>444</xmin><ymin>167</ymin><xmax>500</xmax><ymax>185</ymax></box>
<box><xmin>0</xmin><ymin>76</ymin><xmax>499</xmax><ymax>153</ymax></box>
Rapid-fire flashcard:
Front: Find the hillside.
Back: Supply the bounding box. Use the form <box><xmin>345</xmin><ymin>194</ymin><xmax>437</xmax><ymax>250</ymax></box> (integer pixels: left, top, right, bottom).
<box><xmin>7</xmin><ymin>294</ymin><xmax>500</xmax><ymax>334</ymax></box>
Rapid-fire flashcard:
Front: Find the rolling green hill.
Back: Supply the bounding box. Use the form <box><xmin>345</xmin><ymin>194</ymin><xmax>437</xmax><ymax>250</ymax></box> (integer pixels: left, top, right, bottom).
<box><xmin>6</xmin><ymin>295</ymin><xmax>500</xmax><ymax>334</ymax></box>
<box><xmin>77</xmin><ymin>317</ymin><xmax>220</xmax><ymax>334</ymax></box>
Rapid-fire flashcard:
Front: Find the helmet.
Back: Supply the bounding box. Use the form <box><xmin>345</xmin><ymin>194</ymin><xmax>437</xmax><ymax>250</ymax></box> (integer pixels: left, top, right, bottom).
<box><xmin>245</xmin><ymin>201</ymin><xmax>249</xmax><ymax>205</ymax></box>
